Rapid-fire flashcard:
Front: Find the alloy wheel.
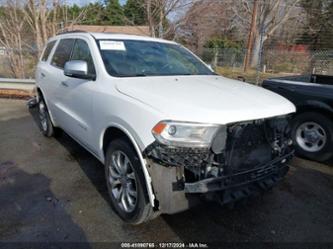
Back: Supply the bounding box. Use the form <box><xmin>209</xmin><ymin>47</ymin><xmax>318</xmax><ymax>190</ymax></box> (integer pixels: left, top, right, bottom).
<box><xmin>108</xmin><ymin>150</ymin><xmax>138</xmax><ymax>213</ymax></box>
<box><xmin>38</xmin><ymin>101</ymin><xmax>48</xmax><ymax>132</ymax></box>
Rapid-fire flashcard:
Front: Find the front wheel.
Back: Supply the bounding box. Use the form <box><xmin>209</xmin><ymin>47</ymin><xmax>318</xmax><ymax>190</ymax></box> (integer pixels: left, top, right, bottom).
<box><xmin>291</xmin><ymin>112</ymin><xmax>333</xmax><ymax>162</ymax></box>
<box><xmin>105</xmin><ymin>138</ymin><xmax>154</xmax><ymax>224</ymax></box>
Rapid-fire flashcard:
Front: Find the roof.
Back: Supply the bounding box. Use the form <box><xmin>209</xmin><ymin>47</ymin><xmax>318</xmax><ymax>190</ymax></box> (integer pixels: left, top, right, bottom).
<box><xmin>69</xmin><ymin>25</ymin><xmax>150</xmax><ymax>36</ymax></box>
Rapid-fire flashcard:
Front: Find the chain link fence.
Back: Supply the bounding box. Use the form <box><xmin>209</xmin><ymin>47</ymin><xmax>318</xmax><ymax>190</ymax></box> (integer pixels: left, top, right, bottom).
<box><xmin>201</xmin><ymin>48</ymin><xmax>333</xmax><ymax>84</ymax></box>
<box><xmin>0</xmin><ymin>46</ymin><xmax>332</xmax><ymax>83</ymax></box>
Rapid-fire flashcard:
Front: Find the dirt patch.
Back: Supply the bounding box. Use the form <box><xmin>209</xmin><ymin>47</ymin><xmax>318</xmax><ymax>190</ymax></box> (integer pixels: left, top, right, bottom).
<box><xmin>0</xmin><ymin>88</ymin><xmax>33</xmax><ymax>100</ymax></box>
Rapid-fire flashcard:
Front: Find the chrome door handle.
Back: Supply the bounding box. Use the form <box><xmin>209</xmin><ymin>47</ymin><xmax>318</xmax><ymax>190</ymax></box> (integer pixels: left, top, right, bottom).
<box><xmin>61</xmin><ymin>81</ymin><xmax>68</xmax><ymax>87</ymax></box>
<box><xmin>40</xmin><ymin>72</ymin><xmax>46</xmax><ymax>78</ymax></box>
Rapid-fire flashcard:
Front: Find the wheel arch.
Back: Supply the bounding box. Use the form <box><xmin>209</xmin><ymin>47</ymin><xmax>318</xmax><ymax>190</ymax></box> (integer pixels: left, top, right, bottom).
<box><xmin>101</xmin><ymin>125</ymin><xmax>155</xmax><ymax>207</ymax></box>
<box><xmin>36</xmin><ymin>87</ymin><xmax>44</xmax><ymax>102</ymax></box>
<box><xmin>296</xmin><ymin>101</ymin><xmax>333</xmax><ymax>120</ymax></box>
<box><xmin>35</xmin><ymin>86</ymin><xmax>57</xmax><ymax>126</ymax></box>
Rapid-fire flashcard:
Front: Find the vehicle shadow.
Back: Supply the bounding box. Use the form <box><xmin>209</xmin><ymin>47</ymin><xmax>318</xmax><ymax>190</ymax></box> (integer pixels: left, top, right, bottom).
<box><xmin>0</xmin><ymin>160</ymin><xmax>90</xmax><ymax>245</ymax></box>
<box><xmin>29</xmin><ymin>107</ymin><xmax>111</xmax><ymax>206</ymax></box>
<box><xmin>56</xmin><ymin>132</ymin><xmax>111</xmax><ymax>203</ymax></box>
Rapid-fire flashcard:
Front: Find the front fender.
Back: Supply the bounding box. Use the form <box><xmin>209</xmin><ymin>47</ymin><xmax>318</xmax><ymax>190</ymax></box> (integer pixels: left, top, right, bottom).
<box><xmin>99</xmin><ymin>121</ymin><xmax>156</xmax><ymax>208</ymax></box>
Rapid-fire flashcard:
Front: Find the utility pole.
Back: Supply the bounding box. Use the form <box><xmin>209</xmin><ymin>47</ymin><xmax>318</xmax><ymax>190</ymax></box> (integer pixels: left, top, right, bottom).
<box><xmin>158</xmin><ymin>7</ymin><xmax>164</xmax><ymax>38</ymax></box>
<box><xmin>244</xmin><ymin>0</ymin><xmax>258</xmax><ymax>72</ymax></box>
<box><xmin>256</xmin><ymin>21</ymin><xmax>265</xmax><ymax>85</ymax></box>
<box><xmin>147</xmin><ymin>0</ymin><xmax>155</xmax><ymax>37</ymax></box>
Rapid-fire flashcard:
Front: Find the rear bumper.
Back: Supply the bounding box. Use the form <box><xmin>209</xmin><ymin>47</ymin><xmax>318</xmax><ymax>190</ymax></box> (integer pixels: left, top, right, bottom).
<box><xmin>185</xmin><ymin>152</ymin><xmax>293</xmax><ymax>194</ymax></box>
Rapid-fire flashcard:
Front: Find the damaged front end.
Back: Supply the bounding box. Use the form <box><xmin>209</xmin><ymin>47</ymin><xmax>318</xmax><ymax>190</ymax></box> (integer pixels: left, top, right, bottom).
<box><xmin>144</xmin><ymin>116</ymin><xmax>294</xmax><ymax>214</ymax></box>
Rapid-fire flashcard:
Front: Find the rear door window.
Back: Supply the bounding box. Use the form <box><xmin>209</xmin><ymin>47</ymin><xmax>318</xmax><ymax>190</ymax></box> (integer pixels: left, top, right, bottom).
<box><xmin>51</xmin><ymin>39</ymin><xmax>75</xmax><ymax>69</ymax></box>
<box><xmin>41</xmin><ymin>40</ymin><xmax>56</xmax><ymax>62</ymax></box>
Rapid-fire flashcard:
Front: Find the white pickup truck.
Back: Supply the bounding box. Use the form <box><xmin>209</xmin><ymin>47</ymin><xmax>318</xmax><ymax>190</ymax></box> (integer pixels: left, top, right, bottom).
<box><xmin>35</xmin><ymin>31</ymin><xmax>295</xmax><ymax>224</ymax></box>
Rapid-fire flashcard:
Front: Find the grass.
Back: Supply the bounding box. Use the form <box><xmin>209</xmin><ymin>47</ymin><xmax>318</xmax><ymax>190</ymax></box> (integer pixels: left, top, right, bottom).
<box><xmin>215</xmin><ymin>66</ymin><xmax>295</xmax><ymax>84</ymax></box>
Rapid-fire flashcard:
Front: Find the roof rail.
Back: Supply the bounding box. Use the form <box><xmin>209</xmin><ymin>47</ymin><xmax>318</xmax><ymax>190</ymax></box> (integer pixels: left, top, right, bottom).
<box><xmin>56</xmin><ymin>30</ymin><xmax>88</xmax><ymax>35</ymax></box>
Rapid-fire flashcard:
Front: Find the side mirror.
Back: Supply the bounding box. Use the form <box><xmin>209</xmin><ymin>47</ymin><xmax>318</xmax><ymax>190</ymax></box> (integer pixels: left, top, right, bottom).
<box><xmin>64</xmin><ymin>60</ymin><xmax>95</xmax><ymax>80</ymax></box>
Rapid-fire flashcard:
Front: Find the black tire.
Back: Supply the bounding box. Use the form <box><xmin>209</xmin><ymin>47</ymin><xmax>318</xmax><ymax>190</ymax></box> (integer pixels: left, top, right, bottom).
<box><xmin>291</xmin><ymin>112</ymin><xmax>333</xmax><ymax>162</ymax></box>
<box><xmin>38</xmin><ymin>97</ymin><xmax>55</xmax><ymax>137</ymax></box>
<box><xmin>105</xmin><ymin>138</ymin><xmax>154</xmax><ymax>224</ymax></box>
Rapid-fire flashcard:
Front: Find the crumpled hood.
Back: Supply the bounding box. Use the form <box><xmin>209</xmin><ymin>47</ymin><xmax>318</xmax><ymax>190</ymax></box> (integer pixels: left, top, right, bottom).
<box><xmin>116</xmin><ymin>75</ymin><xmax>296</xmax><ymax>124</ymax></box>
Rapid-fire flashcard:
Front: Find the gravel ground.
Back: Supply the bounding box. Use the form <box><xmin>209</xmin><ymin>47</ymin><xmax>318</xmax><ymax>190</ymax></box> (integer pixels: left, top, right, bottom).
<box><xmin>0</xmin><ymin>99</ymin><xmax>332</xmax><ymax>245</ymax></box>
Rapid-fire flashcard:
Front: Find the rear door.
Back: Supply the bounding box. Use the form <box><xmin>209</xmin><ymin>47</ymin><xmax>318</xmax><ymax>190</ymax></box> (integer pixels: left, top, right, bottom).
<box><xmin>36</xmin><ymin>40</ymin><xmax>58</xmax><ymax>118</ymax></box>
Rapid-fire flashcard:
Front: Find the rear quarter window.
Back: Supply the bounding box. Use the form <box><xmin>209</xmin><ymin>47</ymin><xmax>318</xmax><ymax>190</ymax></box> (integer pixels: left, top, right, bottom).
<box><xmin>41</xmin><ymin>41</ymin><xmax>56</xmax><ymax>62</ymax></box>
<box><xmin>51</xmin><ymin>39</ymin><xmax>75</xmax><ymax>69</ymax></box>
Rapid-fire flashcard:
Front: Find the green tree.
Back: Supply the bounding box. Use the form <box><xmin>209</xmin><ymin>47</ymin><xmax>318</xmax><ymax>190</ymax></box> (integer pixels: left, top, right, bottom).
<box><xmin>83</xmin><ymin>2</ymin><xmax>107</xmax><ymax>25</ymax></box>
<box><xmin>67</xmin><ymin>4</ymin><xmax>82</xmax><ymax>21</ymax></box>
<box><xmin>204</xmin><ymin>37</ymin><xmax>243</xmax><ymax>67</ymax></box>
<box><xmin>205</xmin><ymin>37</ymin><xmax>243</xmax><ymax>50</ymax></box>
<box><xmin>104</xmin><ymin>0</ymin><xmax>125</xmax><ymax>25</ymax></box>
<box><xmin>124</xmin><ymin>0</ymin><xmax>146</xmax><ymax>25</ymax></box>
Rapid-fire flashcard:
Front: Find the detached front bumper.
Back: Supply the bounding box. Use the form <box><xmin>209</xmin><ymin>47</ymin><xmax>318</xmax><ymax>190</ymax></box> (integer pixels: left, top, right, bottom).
<box><xmin>145</xmin><ymin>152</ymin><xmax>293</xmax><ymax>214</ymax></box>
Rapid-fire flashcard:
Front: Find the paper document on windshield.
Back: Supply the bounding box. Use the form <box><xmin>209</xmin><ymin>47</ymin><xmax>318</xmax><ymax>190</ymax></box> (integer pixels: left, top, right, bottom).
<box><xmin>100</xmin><ymin>41</ymin><xmax>126</xmax><ymax>51</ymax></box>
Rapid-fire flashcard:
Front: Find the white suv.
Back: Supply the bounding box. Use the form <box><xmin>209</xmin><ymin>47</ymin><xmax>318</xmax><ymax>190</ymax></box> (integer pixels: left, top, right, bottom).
<box><xmin>36</xmin><ymin>31</ymin><xmax>295</xmax><ymax>224</ymax></box>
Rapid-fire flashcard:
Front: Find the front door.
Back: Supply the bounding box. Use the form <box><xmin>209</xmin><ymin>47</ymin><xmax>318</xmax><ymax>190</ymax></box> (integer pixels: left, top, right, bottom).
<box><xmin>55</xmin><ymin>38</ymin><xmax>97</xmax><ymax>147</ymax></box>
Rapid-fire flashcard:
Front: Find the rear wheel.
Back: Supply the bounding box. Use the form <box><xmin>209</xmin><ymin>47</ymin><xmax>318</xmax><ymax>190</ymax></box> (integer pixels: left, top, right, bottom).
<box><xmin>105</xmin><ymin>138</ymin><xmax>154</xmax><ymax>224</ymax></box>
<box><xmin>291</xmin><ymin>112</ymin><xmax>333</xmax><ymax>162</ymax></box>
<box><xmin>38</xmin><ymin>98</ymin><xmax>55</xmax><ymax>137</ymax></box>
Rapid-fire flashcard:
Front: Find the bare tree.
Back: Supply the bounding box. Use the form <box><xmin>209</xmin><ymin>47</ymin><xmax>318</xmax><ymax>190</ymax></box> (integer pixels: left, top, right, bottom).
<box><xmin>23</xmin><ymin>0</ymin><xmax>88</xmax><ymax>58</ymax></box>
<box><xmin>0</xmin><ymin>0</ymin><xmax>26</xmax><ymax>78</ymax></box>
<box><xmin>23</xmin><ymin>0</ymin><xmax>49</xmax><ymax>57</ymax></box>
<box><xmin>0</xmin><ymin>0</ymin><xmax>87</xmax><ymax>77</ymax></box>
<box><xmin>144</xmin><ymin>0</ymin><xmax>193</xmax><ymax>38</ymax></box>
<box><xmin>177</xmin><ymin>0</ymin><xmax>236</xmax><ymax>53</ymax></box>
<box><xmin>234</xmin><ymin>0</ymin><xmax>302</xmax><ymax>67</ymax></box>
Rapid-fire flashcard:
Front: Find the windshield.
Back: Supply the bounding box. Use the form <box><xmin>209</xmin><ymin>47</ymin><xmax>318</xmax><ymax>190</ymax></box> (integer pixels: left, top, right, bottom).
<box><xmin>97</xmin><ymin>39</ymin><xmax>214</xmax><ymax>77</ymax></box>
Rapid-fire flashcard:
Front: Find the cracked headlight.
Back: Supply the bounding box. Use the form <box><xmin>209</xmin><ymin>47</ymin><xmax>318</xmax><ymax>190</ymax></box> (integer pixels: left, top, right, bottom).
<box><xmin>152</xmin><ymin>121</ymin><xmax>220</xmax><ymax>148</ymax></box>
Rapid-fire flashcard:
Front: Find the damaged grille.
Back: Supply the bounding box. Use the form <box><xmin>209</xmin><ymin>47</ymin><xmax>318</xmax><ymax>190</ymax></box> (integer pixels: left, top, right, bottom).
<box><xmin>225</xmin><ymin>121</ymin><xmax>274</xmax><ymax>173</ymax></box>
<box><xmin>222</xmin><ymin>117</ymin><xmax>291</xmax><ymax>174</ymax></box>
